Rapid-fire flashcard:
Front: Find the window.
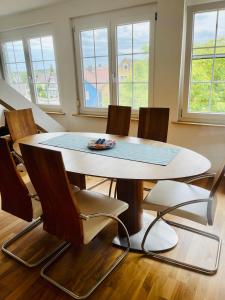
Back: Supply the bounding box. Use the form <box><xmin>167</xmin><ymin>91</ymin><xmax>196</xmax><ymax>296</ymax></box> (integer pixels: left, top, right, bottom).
<box><xmin>2</xmin><ymin>40</ymin><xmax>31</xmax><ymax>100</ymax></box>
<box><xmin>182</xmin><ymin>2</ymin><xmax>225</xmax><ymax>124</ymax></box>
<box><xmin>80</xmin><ymin>28</ymin><xmax>110</xmax><ymax>108</ymax></box>
<box><xmin>1</xmin><ymin>34</ymin><xmax>60</xmax><ymax>108</ymax></box>
<box><xmin>74</xmin><ymin>5</ymin><xmax>155</xmax><ymax>115</ymax></box>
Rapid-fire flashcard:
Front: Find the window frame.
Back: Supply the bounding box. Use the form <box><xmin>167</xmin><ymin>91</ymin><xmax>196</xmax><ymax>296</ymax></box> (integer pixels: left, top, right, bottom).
<box><xmin>73</xmin><ymin>4</ymin><xmax>156</xmax><ymax>116</ymax></box>
<box><xmin>0</xmin><ymin>24</ymin><xmax>62</xmax><ymax>111</ymax></box>
<box><xmin>182</xmin><ymin>1</ymin><xmax>225</xmax><ymax>124</ymax></box>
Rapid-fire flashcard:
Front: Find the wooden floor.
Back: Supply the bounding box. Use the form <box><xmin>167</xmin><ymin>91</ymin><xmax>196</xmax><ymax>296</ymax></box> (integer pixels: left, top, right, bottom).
<box><xmin>0</xmin><ymin>175</ymin><xmax>225</xmax><ymax>300</ymax></box>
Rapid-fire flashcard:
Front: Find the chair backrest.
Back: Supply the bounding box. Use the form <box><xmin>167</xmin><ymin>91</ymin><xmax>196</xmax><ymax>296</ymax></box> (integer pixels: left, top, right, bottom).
<box><xmin>206</xmin><ymin>161</ymin><xmax>225</xmax><ymax>225</ymax></box>
<box><xmin>137</xmin><ymin>107</ymin><xmax>170</xmax><ymax>142</ymax></box>
<box><xmin>20</xmin><ymin>144</ymin><xmax>84</xmax><ymax>246</ymax></box>
<box><xmin>5</xmin><ymin>108</ymin><xmax>38</xmax><ymax>142</ymax></box>
<box><xmin>210</xmin><ymin>162</ymin><xmax>225</xmax><ymax>198</ymax></box>
<box><xmin>0</xmin><ymin>138</ymin><xmax>33</xmax><ymax>221</ymax></box>
<box><xmin>106</xmin><ymin>105</ymin><xmax>131</xmax><ymax>136</ymax></box>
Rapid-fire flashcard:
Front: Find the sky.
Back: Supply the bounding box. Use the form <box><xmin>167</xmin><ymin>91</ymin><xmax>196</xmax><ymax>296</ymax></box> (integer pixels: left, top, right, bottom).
<box><xmin>194</xmin><ymin>10</ymin><xmax>225</xmax><ymax>47</ymax></box>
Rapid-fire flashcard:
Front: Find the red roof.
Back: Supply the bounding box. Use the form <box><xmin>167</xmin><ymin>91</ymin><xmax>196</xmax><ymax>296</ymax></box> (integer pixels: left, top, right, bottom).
<box><xmin>84</xmin><ymin>68</ymin><xmax>109</xmax><ymax>83</ymax></box>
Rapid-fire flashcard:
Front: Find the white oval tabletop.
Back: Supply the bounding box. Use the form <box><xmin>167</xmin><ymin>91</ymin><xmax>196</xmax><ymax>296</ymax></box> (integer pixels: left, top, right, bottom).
<box><xmin>15</xmin><ymin>132</ymin><xmax>211</xmax><ymax>181</ymax></box>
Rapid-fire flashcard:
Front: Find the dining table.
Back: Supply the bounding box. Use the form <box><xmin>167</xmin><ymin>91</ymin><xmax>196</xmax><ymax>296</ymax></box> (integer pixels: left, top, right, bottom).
<box><xmin>14</xmin><ymin>132</ymin><xmax>211</xmax><ymax>252</ymax></box>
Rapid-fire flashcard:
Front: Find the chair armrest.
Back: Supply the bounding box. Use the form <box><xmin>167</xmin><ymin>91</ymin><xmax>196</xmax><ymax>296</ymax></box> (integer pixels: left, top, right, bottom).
<box><xmin>142</xmin><ymin>198</ymin><xmax>212</xmax><ymax>250</ymax></box>
<box><xmin>185</xmin><ymin>173</ymin><xmax>216</xmax><ymax>184</ymax></box>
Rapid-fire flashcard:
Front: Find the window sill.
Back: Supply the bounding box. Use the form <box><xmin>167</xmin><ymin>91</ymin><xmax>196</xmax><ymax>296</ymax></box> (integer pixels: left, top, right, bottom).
<box><xmin>46</xmin><ymin>111</ymin><xmax>66</xmax><ymax>116</ymax></box>
<box><xmin>72</xmin><ymin>113</ymin><xmax>139</xmax><ymax>121</ymax></box>
<box><xmin>173</xmin><ymin>121</ymin><xmax>225</xmax><ymax>128</ymax></box>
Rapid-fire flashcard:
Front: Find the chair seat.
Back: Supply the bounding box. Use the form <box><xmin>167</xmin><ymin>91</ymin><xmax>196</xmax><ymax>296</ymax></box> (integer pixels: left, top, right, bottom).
<box><xmin>143</xmin><ymin>180</ymin><xmax>211</xmax><ymax>225</ymax></box>
<box><xmin>73</xmin><ymin>190</ymin><xmax>128</xmax><ymax>244</ymax></box>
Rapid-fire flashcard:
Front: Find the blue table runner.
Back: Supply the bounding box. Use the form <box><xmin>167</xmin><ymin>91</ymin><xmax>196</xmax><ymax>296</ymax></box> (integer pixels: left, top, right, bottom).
<box><xmin>40</xmin><ymin>134</ymin><xmax>179</xmax><ymax>166</ymax></box>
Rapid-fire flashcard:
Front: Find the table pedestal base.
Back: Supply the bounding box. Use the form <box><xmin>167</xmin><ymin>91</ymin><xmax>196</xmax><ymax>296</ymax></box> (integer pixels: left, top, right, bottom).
<box><xmin>113</xmin><ymin>212</ymin><xmax>178</xmax><ymax>252</ymax></box>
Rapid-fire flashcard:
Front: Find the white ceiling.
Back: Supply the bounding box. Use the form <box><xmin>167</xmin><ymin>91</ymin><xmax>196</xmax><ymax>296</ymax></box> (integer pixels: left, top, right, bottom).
<box><xmin>0</xmin><ymin>0</ymin><xmax>66</xmax><ymax>17</ymax></box>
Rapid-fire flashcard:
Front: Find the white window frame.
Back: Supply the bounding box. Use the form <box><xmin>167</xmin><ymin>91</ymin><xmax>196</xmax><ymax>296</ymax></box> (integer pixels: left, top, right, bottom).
<box><xmin>0</xmin><ymin>24</ymin><xmax>62</xmax><ymax>112</ymax></box>
<box><xmin>73</xmin><ymin>4</ymin><xmax>156</xmax><ymax>116</ymax></box>
<box><xmin>182</xmin><ymin>1</ymin><xmax>225</xmax><ymax>124</ymax></box>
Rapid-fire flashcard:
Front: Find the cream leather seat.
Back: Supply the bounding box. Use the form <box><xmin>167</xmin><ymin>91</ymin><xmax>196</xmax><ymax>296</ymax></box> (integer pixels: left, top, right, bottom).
<box><xmin>143</xmin><ymin>180</ymin><xmax>211</xmax><ymax>225</ymax></box>
<box><xmin>74</xmin><ymin>190</ymin><xmax>128</xmax><ymax>244</ymax></box>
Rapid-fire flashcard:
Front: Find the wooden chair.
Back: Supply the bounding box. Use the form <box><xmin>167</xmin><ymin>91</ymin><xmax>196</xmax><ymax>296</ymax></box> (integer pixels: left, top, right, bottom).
<box><xmin>0</xmin><ymin>138</ymin><xmax>64</xmax><ymax>267</ymax></box>
<box><xmin>138</xmin><ymin>107</ymin><xmax>170</xmax><ymax>142</ymax></box>
<box><xmin>20</xmin><ymin>143</ymin><xmax>130</xmax><ymax>299</ymax></box>
<box><xmin>106</xmin><ymin>105</ymin><xmax>131</xmax><ymax>136</ymax></box>
<box><xmin>89</xmin><ymin>104</ymin><xmax>131</xmax><ymax>193</ymax></box>
<box><xmin>4</xmin><ymin>108</ymin><xmax>38</xmax><ymax>142</ymax></box>
<box><xmin>141</xmin><ymin>164</ymin><xmax>224</xmax><ymax>275</ymax></box>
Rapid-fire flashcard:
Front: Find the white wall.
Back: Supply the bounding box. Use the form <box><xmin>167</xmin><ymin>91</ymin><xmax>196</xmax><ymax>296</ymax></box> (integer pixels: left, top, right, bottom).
<box><xmin>0</xmin><ymin>0</ymin><xmax>224</xmax><ymax>170</ymax></box>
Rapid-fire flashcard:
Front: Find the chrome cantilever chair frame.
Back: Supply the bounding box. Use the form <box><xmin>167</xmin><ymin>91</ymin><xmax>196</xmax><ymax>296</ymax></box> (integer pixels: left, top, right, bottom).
<box><xmin>41</xmin><ymin>213</ymin><xmax>130</xmax><ymax>299</ymax></box>
<box><xmin>2</xmin><ymin>212</ymin><xmax>67</xmax><ymax>268</ymax></box>
<box><xmin>141</xmin><ymin>197</ymin><xmax>222</xmax><ymax>275</ymax></box>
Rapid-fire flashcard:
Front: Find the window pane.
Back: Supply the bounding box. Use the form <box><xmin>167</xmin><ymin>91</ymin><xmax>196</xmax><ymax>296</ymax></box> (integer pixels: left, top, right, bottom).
<box><xmin>30</xmin><ymin>38</ymin><xmax>42</xmax><ymax>61</ymax></box>
<box><xmin>214</xmin><ymin>58</ymin><xmax>225</xmax><ymax>81</ymax></box>
<box><xmin>80</xmin><ymin>27</ymin><xmax>110</xmax><ymax>109</ymax></box>
<box><xmin>217</xmin><ymin>10</ymin><xmax>225</xmax><ymax>47</ymax></box>
<box><xmin>118</xmin><ymin>83</ymin><xmax>132</xmax><ymax>106</ymax></box>
<box><xmin>133</xmin><ymin>83</ymin><xmax>148</xmax><ymax>109</ymax></box>
<box><xmin>211</xmin><ymin>83</ymin><xmax>225</xmax><ymax>112</ymax></box>
<box><xmin>14</xmin><ymin>41</ymin><xmax>25</xmax><ymax>62</ymax></box>
<box><xmin>96</xmin><ymin>57</ymin><xmax>109</xmax><ymax>83</ymax></box>
<box><xmin>44</xmin><ymin>61</ymin><xmax>57</xmax><ymax>83</ymax></box>
<box><xmin>3</xmin><ymin>42</ymin><xmax>15</xmax><ymax>63</ymax></box>
<box><xmin>16</xmin><ymin>63</ymin><xmax>28</xmax><ymax>83</ymax></box>
<box><xmin>2</xmin><ymin>40</ymin><xmax>31</xmax><ymax>101</ymax></box>
<box><xmin>133</xmin><ymin>54</ymin><xmax>149</xmax><ymax>82</ymax></box>
<box><xmin>193</xmin><ymin>12</ymin><xmax>217</xmax><ymax>48</ymax></box>
<box><xmin>118</xmin><ymin>55</ymin><xmax>132</xmax><ymax>83</ymax></box>
<box><xmin>48</xmin><ymin>83</ymin><xmax>59</xmax><ymax>104</ymax></box>
<box><xmin>117</xmin><ymin>24</ymin><xmax>132</xmax><ymax>54</ymax></box>
<box><xmin>35</xmin><ymin>83</ymin><xmax>48</xmax><ymax>104</ymax></box>
<box><xmin>6</xmin><ymin>63</ymin><xmax>18</xmax><ymax>83</ymax></box>
<box><xmin>29</xmin><ymin>35</ymin><xmax>60</xmax><ymax>105</ymax></box>
<box><xmin>83</xmin><ymin>58</ymin><xmax>96</xmax><ymax>83</ymax></box>
<box><xmin>191</xmin><ymin>59</ymin><xmax>213</xmax><ymax>81</ymax></box>
<box><xmin>189</xmin><ymin>83</ymin><xmax>211</xmax><ymax>112</ymax></box>
<box><xmin>133</xmin><ymin>22</ymin><xmax>150</xmax><ymax>53</ymax></box>
<box><xmin>116</xmin><ymin>21</ymin><xmax>151</xmax><ymax>109</ymax></box>
<box><xmin>84</xmin><ymin>82</ymin><xmax>98</xmax><ymax>107</ymax></box>
<box><xmin>97</xmin><ymin>83</ymin><xmax>110</xmax><ymax>107</ymax></box>
<box><xmin>94</xmin><ymin>28</ymin><xmax>108</xmax><ymax>56</ymax></box>
<box><xmin>32</xmin><ymin>61</ymin><xmax>45</xmax><ymax>83</ymax></box>
<box><xmin>81</xmin><ymin>30</ymin><xmax>94</xmax><ymax>57</ymax></box>
<box><xmin>41</xmin><ymin>36</ymin><xmax>55</xmax><ymax>60</ymax></box>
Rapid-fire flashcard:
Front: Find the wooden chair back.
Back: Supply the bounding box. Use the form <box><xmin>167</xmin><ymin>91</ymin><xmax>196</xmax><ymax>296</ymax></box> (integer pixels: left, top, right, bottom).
<box><xmin>106</xmin><ymin>105</ymin><xmax>131</xmax><ymax>136</ymax></box>
<box><xmin>137</xmin><ymin>107</ymin><xmax>170</xmax><ymax>142</ymax></box>
<box><xmin>0</xmin><ymin>138</ymin><xmax>33</xmax><ymax>221</ymax></box>
<box><xmin>5</xmin><ymin>108</ymin><xmax>38</xmax><ymax>142</ymax></box>
<box><xmin>20</xmin><ymin>144</ymin><xmax>83</xmax><ymax>246</ymax></box>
